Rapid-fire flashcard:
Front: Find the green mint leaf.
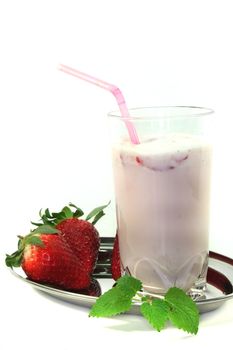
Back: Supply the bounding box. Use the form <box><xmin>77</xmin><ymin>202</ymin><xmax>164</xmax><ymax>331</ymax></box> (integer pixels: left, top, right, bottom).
<box><xmin>141</xmin><ymin>299</ymin><xmax>169</xmax><ymax>332</ymax></box>
<box><xmin>89</xmin><ymin>275</ymin><xmax>141</xmax><ymax>317</ymax></box>
<box><xmin>33</xmin><ymin>225</ymin><xmax>60</xmax><ymax>234</ymax></box>
<box><xmin>69</xmin><ymin>203</ymin><xmax>84</xmax><ymax>218</ymax></box>
<box><xmin>165</xmin><ymin>287</ymin><xmax>199</xmax><ymax>335</ymax></box>
<box><xmin>62</xmin><ymin>206</ymin><xmax>73</xmax><ymax>218</ymax></box>
<box><xmin>25</xmin><ymin>236</ymin><xmax>44</xmax><ymax>247</ymax></box>
<box><xmin>88</xmin><ymin>275</ymin><xmax>199</xmax><ymax>334</ymax></box>
<box><xmin>116</xmin><ymin>275</ymin><xmax>142</xmax><ymax>298</ymax></box>
<box><xmin>141</xmin><ymin>296</ymin><xmax>150</xmax><ymax>302</ymax></box>
<box><xmin>89</xmin><ymin>286</ymin><xmax>133</xmax><ymax>317</ymax></box>
<box><xmin>86</xmin><ymin>201</ymin><xmax>110</xmax><ymax>222</ymax></box>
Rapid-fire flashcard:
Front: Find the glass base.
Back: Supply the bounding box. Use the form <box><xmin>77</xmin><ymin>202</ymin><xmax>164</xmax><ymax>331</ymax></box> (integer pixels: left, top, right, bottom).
<box><xmin>137</xmin><ymin>283</ymin><xmax>207</xmax><ymax>302</ymax></box>
<box><xmin>123</xmin><ymin>266</ymin><xmax>208</xmax><ymax>301</ymax></box>
<box><xmin>187</xmin><ymin>285</ymin><xmax>207</xmax><ymax>301</ymax></box>
<box><xmin>188</xmin><ymin>254</ymin><xmax>208</xmax><ymax>300</ymax></box>
<box><xmin>122</xmin><ymin>253</ymin><xmax>209</xmax><ymax>300</ymax></box>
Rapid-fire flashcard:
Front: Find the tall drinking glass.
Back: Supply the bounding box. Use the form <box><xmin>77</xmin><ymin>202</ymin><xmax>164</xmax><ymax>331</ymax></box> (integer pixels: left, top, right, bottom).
<box><xmin>109</xmin><ymin>106</ymin><xmax>213</xmax><ymax>296</ymax></box>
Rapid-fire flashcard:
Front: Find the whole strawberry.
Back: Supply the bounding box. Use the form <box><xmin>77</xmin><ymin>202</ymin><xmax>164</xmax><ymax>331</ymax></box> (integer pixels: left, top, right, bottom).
<box><xmin>5</xmin><ymin>225</ymin><xmax>91</xmax><ymax>290</ymax></box>
<box><xmin>57</xmin><ymin>218</ymin><xmax>99</xmax><ymax>273</ymax></box>
<box><xmin>33</xmin><ymin>202</ymin><xmax>109</xmax><ymax>274</ymax></box>
<box><xmin>75</xmin><ymin>278</ymin><xmax>102</xmax><ymax>297</ymax></box>
<box><xmin>111</xmin><ymin>232</ymin><xmax>122</xmax><ymax>280</ymax></box>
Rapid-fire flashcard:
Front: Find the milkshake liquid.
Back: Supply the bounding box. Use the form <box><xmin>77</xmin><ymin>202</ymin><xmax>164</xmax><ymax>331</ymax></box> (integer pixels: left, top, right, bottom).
<box><xmin>112</xmin><ymin>134</ymin><xmax>212</xmax><ymax>293</ymax></box>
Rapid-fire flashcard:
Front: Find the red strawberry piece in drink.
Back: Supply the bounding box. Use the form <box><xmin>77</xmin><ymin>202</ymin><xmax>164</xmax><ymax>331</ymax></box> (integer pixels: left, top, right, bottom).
<box><xmin>136</xmin><ymin>156</ymin><xmax>143</xmax><ymax>165</ymax></box>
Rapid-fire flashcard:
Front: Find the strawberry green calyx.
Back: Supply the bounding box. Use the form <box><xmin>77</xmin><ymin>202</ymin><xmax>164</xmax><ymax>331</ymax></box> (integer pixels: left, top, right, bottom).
<box><xmin>5</xmin><ymin>225</ymin><xmax>59</xmax><ymax>268</ymax></box>
<box><xmin>85</xmin><ymin>201</ymin><xmax>111</xmax><ymax>225</ymax></box>
<box><xmin>32</xmin><ymin>201</ymin><xmax>110</xmax><ymax>227</ymax></box>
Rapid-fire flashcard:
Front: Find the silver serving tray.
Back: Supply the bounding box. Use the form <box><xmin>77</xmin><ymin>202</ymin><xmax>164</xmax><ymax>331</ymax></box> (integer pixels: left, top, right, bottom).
<box><xmin>10</xmin><ymin>237</ymin><xmax>233</xmax><ymax>314</ymax></box>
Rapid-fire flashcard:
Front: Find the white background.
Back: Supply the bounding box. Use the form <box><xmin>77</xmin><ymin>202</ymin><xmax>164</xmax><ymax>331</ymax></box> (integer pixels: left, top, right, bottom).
<box><xmin>0</xmin><ymin>0</ymin><xmax>233</xmax><ymax>349</ymax></box>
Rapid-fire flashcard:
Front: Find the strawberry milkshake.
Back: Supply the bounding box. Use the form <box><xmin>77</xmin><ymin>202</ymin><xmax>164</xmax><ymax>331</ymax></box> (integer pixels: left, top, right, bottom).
<box><xmin>110</xmin><ymin>107</ymin><xmax>213</xmax><ymax>294</ymax></box>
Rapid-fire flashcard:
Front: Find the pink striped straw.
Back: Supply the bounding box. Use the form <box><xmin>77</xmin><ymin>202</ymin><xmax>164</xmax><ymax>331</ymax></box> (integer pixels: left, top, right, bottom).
<box><xmin>58</xmin><ymin>64</ymin><xmax>140</xmax><ymax>144</ymax></box>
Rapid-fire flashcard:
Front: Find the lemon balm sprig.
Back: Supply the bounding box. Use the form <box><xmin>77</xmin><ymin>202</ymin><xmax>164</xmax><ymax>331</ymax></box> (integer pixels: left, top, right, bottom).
<box><xmin>89</xmin><ymin>275</ymin><xmax>199</xmax><ymax>335</ymax></box>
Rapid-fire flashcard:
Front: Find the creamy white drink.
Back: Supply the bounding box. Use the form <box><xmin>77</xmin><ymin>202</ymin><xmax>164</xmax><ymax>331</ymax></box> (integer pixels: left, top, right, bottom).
<box><xmin>112</xmin><ymin>134</ymin><xmax>212</xmax><ymax>293</ymax></box>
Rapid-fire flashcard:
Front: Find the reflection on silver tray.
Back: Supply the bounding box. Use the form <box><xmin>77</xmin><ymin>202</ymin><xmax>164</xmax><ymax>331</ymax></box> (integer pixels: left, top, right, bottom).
<box><xmin>9</xmin><ymin>237</ymin><xmax>233</xmax><ymax>314</ymax></box>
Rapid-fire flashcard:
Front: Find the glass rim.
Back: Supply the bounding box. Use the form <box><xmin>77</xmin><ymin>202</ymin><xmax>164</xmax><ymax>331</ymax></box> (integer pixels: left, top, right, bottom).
<box><xmin>108</xmin><ymin>106</ymin><xmax>214</xmax><ymax>120</ymax></box>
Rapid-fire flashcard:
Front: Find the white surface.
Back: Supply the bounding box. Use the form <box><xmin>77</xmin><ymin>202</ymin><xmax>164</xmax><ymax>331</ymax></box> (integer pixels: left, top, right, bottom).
<box><xmin>0</xmin><ymin>0</ymin><xmax>233</xmax><ymax>348</ymax></box>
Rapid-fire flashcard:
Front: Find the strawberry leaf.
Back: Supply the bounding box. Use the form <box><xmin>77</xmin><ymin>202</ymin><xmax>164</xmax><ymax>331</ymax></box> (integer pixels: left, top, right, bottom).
<box><xmin>62</xmin><ymin>206</ymin><xmax>73</xmax><ymax>218</ymax></box>
<box><xmin>69</xmin><ymin>203</ymin><xmax>84</xmax><ymax>218</ymax></box>
<box><xmin>17</xmin><ymin>237</ymin><xmax>24</xmax><ymax>250</ymax></box>
<box><xmin>91</xmin><ymin>211</ymin><xmax>105</xmax><ymax>225</ymax></box>
<box><xmin>51</xmin><ymin>212</ymin><xmax>67</xmax><ymax>220</ymax></box>
<box><xmin>33</xmin><ymin>225</ymin><xmax>60</xmax><ymax>234</ymax></box>
<box><xmin>86</xmin><ymin>201</ymin><xmax>110</xmax><ymax>224</ymax></box>
<box><xmin>5</xmin><ymin>249</ymin><xmax>24</xmax><ymax>268</ymax></box>
<box><xmin>45</xmin><ymin>208</ymin><xmax>53</xmax><ymax>218</ymax></box>
<box><xmin>31</xmin><ymin>221</ymin><xmax>43</xmax><ymax>226</ymax></box>
<box><xmin>34</xmin><ymin>204</ymin><xmax>85</xmax><ymax>226</ymax></box>
<box><xmin>41</xmin><ymin>215</ymin><xmax>53</xmax><ymax>225</ymax></box>
<box><xmin>25</xmin><ymin>236</ymin><xmax>44</xmax><ymax>247</ymax></box>
<box><xmin>74</xmin><ymin>209</ymin><xmax>84</xmax><ymax>218</ymax></box>
<box><xmin>33</xmin><ymin>202</ymin><xmax>108</xmax><ymax>227</ymax></box>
